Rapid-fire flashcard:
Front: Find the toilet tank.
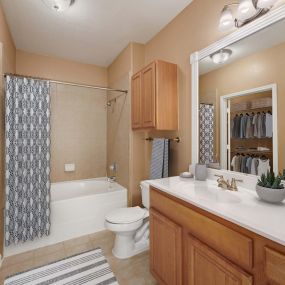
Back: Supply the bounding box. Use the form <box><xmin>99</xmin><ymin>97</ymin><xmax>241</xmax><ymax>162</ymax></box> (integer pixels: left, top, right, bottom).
<box><xmin>140</xmin><ymin>181</ymin><xmax>150</xmax><ymax>209</ymax></box>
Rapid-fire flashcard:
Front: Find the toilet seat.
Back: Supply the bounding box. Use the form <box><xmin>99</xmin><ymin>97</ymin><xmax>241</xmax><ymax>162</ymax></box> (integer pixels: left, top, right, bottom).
<box><xmin>105</xmin><ymin>206</ymin><xmax>146</xmax><ymax>224</ymax></box>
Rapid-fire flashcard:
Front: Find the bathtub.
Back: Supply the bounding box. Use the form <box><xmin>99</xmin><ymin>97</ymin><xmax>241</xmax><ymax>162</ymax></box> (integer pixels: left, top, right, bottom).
<box><xmin>5</xmin><ymin>178</ymin><xmax>127</xmax><ymax>257</ymax></box>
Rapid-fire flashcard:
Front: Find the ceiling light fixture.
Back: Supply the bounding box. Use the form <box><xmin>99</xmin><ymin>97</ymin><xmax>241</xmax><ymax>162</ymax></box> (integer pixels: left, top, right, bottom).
<box><xmin>42</xmin><ymin>0</ymin><xmax>75</xmax><ymax>12</ymax></box>
<box><xmin>210</xmin><ymin>49</ymin><xmax>233</xmax><ymax>64</ymax></box>
<box><xmin>219</xmin><ymin>0</ymin><xmax>277</xmax><ymax>31</ymax></box>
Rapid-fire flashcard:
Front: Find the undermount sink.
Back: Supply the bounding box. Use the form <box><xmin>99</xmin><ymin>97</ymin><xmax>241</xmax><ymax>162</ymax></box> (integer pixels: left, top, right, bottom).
<box><xmin>193</xmin><ymin>181</ymin><xmax>242</xmax><ymax>204</ymax></box>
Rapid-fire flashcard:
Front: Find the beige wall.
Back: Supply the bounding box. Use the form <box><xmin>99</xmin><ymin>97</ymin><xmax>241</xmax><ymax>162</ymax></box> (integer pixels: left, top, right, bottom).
<box><xmin>0</xmin><ymin>4</ymin><xmax>16</xmax><ymax>73</ymax></box>
<box><xmin>200</xmin><ymin>42</ymin><xmax>285</xmax><ymax>171</ymax></box>
<box><xmin>107</xmin><ymin>76</ymin><xmax>130</xmax><ymax>189</ymax></box>
<box><xmin>107</xmin><ymin>44</ymin><xmax>132</xmax><ymax>193</ymax></box>
<box><xmin>107</xmin><ymin>42</ymin><xmax>146</xmax><ymax>206</ymax></box>
<box><xmin>50</xmin><ymin>84</ymin><xmax>107</xmax><ymax>182</ymax></box>
<box><xmin>16</xmin><ymin>50</ymin><xmax>108</xmax><ymax>183</ymax></box>
<box><xmin>16</xmin><ymin>50</ymin><xmax>107</xmax><ymax>86</ymax></box>
<box><xmin>142</xmin><ymin>0</ymin><xmax>233</xmax><ymax>176</ymax></box>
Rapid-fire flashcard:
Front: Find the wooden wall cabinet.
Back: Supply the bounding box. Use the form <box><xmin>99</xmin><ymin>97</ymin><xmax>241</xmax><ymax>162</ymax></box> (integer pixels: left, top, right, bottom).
<box><xmin>131</xmin><ymin>60</ymin><xmax>178</xmax><ymax>130</ymax></box>
<box><xmin>150</xmin><ymin>187</ymin><xmax>285</xmax><ymax>285</ymax></box>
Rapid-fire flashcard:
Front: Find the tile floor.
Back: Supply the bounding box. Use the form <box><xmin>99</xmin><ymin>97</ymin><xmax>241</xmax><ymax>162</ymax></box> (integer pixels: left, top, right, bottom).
<box><xmin>0</xmin><ymin>230</ymin><xmax>157</xmax><ymax>285</ymax></box>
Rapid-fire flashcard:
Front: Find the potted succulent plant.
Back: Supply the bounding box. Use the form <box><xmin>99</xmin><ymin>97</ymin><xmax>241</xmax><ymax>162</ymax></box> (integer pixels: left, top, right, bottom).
<box><xmin>256</xmin><ymin>172</ymin><xmax>285</xmax><ymax>204</ymax></box>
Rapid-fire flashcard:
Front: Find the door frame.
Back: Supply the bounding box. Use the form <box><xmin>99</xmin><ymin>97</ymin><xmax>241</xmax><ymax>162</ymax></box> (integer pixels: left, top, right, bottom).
<box><xmin>220</xmin><ymin>84</ymin><xmax>278</xmax><ymax>173</ymax></box>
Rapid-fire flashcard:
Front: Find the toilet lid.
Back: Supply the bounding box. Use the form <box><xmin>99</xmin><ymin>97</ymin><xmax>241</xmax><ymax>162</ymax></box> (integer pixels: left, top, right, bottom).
<box><xmin>105</xmin><ymin>206</ymin><xmax>146</xmax><ymax>224</ymax></box>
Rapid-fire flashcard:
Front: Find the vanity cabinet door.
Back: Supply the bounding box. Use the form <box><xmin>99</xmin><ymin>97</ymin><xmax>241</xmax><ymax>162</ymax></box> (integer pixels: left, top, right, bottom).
<box><xmin>186</xmin><ymin>235</ymin><xmax>253</xmax><ymax>285</ymax></box>
<box><xmin>150</xmin><ymin>209</ymin><xmax>182</xmax><ymax>285</ymax></box>
<box><xmin>265</xmin><ymin>247</ymin><xmax>285</xmax><ymax>285</ymax></box>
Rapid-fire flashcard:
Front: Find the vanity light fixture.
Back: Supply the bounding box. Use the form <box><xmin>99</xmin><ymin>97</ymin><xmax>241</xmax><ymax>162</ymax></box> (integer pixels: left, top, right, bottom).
<box><xmin>210</xmin><ymin>49</ymin><xmax>233</xmax><ymax>64</ymax></box>
<box><xmin>219</xmin><ymin>0</ymin><xmax>277</xmax><ymax>31</ymax></box>
<box><xmin>257</xmin><ymin>0</ymin><xmax>278</xmax><ymax>8</ymax></box>
<box><xmin>42</xmin><ymin>0</ymin><xmax>75</xmax><ymax>12</ymax></box>
<box><xmin>237</xmin><ymin>0</ymin><xmax>257</xmax><ymax>21</ymax></box>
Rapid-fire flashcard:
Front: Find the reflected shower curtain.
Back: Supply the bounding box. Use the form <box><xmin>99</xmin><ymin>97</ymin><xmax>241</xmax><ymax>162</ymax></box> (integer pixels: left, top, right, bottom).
<box><xmin>5</xmin><ymin>75</ymin><xmax>51</xmax><ymax>246</ymax></box>
<box><xmin>199</xmin><ymin>104</ymin><xmax>214</xmax><ymax>164</ymax></box>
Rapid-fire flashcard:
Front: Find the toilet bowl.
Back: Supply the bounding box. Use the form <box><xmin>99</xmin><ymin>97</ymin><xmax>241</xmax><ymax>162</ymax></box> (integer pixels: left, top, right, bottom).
<box><xmin>105</xmin><ymin>181</ymin><xmax>150</xmax><ymax>259</ymax></box>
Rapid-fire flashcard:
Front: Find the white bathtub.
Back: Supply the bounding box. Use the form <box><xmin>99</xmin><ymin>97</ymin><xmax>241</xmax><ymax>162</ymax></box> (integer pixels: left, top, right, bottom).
<box><xmin>5</xmin><ymin>178</ymin><xmax>127</xmax><ymax>257</ymax></box>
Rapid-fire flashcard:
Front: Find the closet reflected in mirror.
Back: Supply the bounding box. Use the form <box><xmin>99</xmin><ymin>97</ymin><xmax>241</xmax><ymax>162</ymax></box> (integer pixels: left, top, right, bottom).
<box><xmin>198</xmin><ymin>18</ymin><xmax>285</xmax><ymax>175</ymax></box>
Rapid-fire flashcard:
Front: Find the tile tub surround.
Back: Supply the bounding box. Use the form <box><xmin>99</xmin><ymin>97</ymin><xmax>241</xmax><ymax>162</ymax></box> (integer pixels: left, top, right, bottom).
<box><xmin>148</xmin><ymin>176</ymin><xmax>285</xmax><ymax>246</ymax></box>
<box><xmin>4</xmin><ymin>178</ymin><xmax>127</xmax><ymax>257</ymax></box>
<box><xmin>50</xmin><ymin>83</ymin><xmax>107</xmax><ymax>183</ymax></box>
<box><xmin>0</xmin><ymin>231</ymin><xmax>157</xmax><ymax>285</ymax></box>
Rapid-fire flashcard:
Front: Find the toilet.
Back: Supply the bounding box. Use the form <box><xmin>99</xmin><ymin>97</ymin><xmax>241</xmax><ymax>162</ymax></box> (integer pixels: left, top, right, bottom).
<box><xmin>105</xmin><ymin>180</ymin><xmax>150</xmax><ymax>259</ymax></box>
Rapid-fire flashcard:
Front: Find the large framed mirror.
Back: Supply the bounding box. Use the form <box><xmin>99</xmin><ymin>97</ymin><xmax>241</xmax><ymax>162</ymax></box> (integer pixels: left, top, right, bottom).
<box><xmin>191</xmin><ymin>5</ymin><xmax>285</xmax><ymax>176</ymax></box>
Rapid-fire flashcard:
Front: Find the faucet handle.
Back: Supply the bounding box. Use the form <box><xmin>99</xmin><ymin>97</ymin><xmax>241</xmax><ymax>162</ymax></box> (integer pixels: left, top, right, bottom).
<box><xmin>215</xmin><ymin>174</ymin><xmax>223</xmax><ymax>178</ymax></box>
<box><xmin>230</xmin><ymin>178</ymin><xmax>243</xmax><ymax>191</ymax></box>
<box><xmin>215</xmin><ymin>175</ymin><xmax>224</xmax><ymax>182</ymax></box>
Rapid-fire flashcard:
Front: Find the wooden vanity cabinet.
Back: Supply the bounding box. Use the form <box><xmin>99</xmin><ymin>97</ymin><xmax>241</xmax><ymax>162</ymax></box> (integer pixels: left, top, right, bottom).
<box><xmin>186</xmin><ymin>235</ymin><xmax>252</xmax><ymax>285</ymax></box>
<box><xmin>150</xmin><ymin>186</ymin><xmax>285</xmax><ymax>285</ymax></box>
<box><xmin>150</xmin><ymin>209</ymin><xmax>182</xmax><ymax>285</ymax></box>
<box><xmin>131</xmin><ymin>60</ymin><xmax>178</xmax><ymax>130</ymax></box>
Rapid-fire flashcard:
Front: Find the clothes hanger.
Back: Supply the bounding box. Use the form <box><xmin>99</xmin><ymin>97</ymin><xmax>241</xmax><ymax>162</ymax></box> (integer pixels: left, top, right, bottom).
<box><xmin>260</xmin><ymin>154</ymin><xmax>268</xmax><ymax>160</ymax></box>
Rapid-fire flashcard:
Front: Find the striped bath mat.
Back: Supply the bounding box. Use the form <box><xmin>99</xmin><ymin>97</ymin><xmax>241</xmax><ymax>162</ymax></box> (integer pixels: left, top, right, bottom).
<box><xmin>5</xmin><ymin>248</ymin><xmax>118</xmax><ymax>285</ymax></box>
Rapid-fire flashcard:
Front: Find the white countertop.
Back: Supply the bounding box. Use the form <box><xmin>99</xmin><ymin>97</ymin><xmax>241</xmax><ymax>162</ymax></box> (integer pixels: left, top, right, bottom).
<box><xmin>148</xmin><ymin>176</ymin><xmax>285</xmax><ymax>246</ymax></box>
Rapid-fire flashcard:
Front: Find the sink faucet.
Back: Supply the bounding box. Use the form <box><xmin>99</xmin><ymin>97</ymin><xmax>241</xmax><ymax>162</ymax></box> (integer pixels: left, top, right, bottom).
<box><xmin>215</xmin><ymin>175</ymin><xmax>243</xmax><ymax>192</ymax></box>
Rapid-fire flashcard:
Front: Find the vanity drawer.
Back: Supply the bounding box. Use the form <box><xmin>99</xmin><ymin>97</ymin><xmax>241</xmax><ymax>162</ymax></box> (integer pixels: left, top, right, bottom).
<box><xmin>150</xmin><ymin>187</ymin><xmax>253</xmax><ymax>270</ymax></box>
<box><xmin>265</xmin><ymin>247</ymin><xmax>285</xmax><ymax>284</ymax></box>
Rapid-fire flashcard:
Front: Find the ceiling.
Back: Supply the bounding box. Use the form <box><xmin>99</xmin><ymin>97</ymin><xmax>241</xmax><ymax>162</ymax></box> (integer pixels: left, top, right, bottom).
<box><xmin>1</xmin><ymin>0</ymin><xmax>193</xmax><ymax>67</ymax></box>
<box><xmin>199</xmin><ymin>18</ymin><xmax>285</xmax><ymax>75</ymax></box>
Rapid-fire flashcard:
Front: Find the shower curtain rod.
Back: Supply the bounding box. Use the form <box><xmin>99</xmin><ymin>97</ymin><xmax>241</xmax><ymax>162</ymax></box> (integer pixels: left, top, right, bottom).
<box><xmin>3</xmin><ymin>73</ymin><xmax>128</xmax><ymax>94</ymax></box>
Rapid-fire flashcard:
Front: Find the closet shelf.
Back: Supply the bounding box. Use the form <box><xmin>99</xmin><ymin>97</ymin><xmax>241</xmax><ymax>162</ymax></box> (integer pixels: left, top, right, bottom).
<box><xmin>231</xmin><ymin>137</ymin><xmax>272</xmax><ymax>140</ymax></box>
<box><xmin>231</xmin><ymin>106</ymin><xmax>272</xmax><ymax>113</ymax></box>
<box><xmin>231</xmin><ymin>150</ymin><xmax>272</xmax><ymax>154</ymax></box>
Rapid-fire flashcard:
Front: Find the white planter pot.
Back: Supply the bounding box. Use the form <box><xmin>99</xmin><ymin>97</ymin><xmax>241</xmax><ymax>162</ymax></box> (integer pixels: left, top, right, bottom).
<box><xmin>256</xmin><ymin>185</ymin><xmax>285</xmax><ymax>204</ymax></box>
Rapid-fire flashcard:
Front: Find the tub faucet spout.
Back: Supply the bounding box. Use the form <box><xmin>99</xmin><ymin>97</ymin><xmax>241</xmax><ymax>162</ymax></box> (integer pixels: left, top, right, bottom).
<box><xmin>107</xmin><ymin>176</ymin><xmax>116</xmax><ymax>183</ymax></box>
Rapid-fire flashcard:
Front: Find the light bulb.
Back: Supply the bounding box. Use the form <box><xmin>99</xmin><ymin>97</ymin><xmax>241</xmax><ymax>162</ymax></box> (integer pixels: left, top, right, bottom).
<box><xmin>257</xmin><ymin>0</ymin><xmax>277</xmax><ymax>8</ymax></box>
<box><xmin>42</xmin><ymin>0</ymin><xmax>73</xmax><ymax>12</ymax></box>
<box><xmin>237</xmin><ymin>0</ymin><xmax>257</xmax><ymax>21</ymax></box>
<box><xmin>219</xmin><ymin>6</ymin><xmax>235</xmax><ymax>31</ymax></box>
<box><xmin>210</xmin><ymin>49</ymin><xmax>232</xmax><ymax>65</ymax></box>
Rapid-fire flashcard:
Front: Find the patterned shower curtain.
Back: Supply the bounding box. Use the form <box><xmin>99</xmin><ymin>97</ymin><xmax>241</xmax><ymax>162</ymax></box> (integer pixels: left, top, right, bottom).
<box><xmin>199</xmin><ymin>104</ymin><xmax>214</xmax><ymax>164</ymax></box>
<box><xmin>5</xmin><ymin>75</ymin><xmax>51</xmax><ymax>246</ymax></box>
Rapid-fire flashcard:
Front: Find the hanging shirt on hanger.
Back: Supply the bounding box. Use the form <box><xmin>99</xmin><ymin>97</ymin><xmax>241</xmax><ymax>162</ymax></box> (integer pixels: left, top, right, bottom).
<box><xmin>245</xmin><ymin>114</ymin><xmax>254</xmax><ymax>138</ymax></box>
<box><xmin>251</xmin><ymin>157</ymin><xmax>259</xmax><ymax>175</ymax></box>
<box><xmin>240</xmin><ymin>155</ymin><xmax>248</xmax><ymax>173</ymax></box>
<box><xmin>252</xmin><ymin>114</ymin><xmax>258</xmax><ymax>138</ymax></box>
<box><xmin>232</xmin><ymin>115</ymin><xmax>241</xmax><ymax>138</ymax></box>
<box><xmin>266</xmin><ymin>112</ymin><xmax>273</xmax><ymax>138</ymax></box>
<box><xmin>261</xmin><ymin>113</ymin><xmax>266</xmax><ymax>138</ymax></box>
<box><xmin>240</xmin><ymin>116</ymin><xmax>247</xmax><ymax>138</ymax></box>
<box><xmin>231</xmin><ymin>155</ymin><xmax>242</xmax><ymax>172</ymax></box>
<box><xmin>246</xmin><ymin>156</ymin><xmax>253</xmax><ymax>174</ymax></box>
<box><xmin>257</xmin><ymin>158</ymin><xmax>270</xmax><ymax>176</ymax></box>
